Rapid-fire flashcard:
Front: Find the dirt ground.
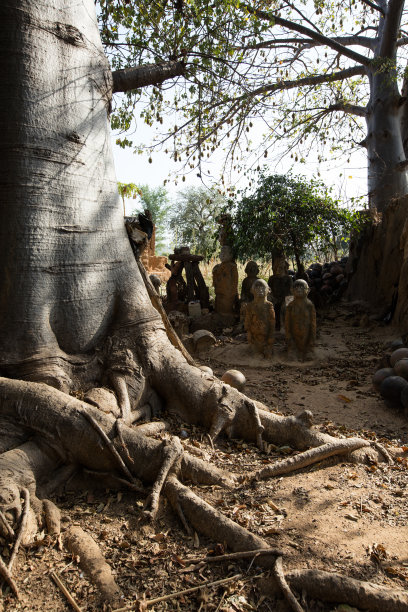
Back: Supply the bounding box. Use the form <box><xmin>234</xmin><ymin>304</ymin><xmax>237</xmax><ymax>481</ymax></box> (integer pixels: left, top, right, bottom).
<box><xmin>4</xmin><ymin>301</ymin><xmax>408</xmax><ymax>612</ymax></box>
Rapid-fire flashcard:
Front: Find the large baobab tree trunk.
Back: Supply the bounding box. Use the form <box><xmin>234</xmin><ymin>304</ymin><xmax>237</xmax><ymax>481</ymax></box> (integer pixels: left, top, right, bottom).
<box><xmin>0</xmin><ymin>0</ymin><xmax>156</xmax><ymax>388</ymax></box>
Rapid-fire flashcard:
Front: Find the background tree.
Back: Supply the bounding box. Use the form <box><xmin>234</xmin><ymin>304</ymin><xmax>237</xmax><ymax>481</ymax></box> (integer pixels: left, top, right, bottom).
<box><xmin>117</xmin><ymin>182</ymin><xmax>141</xmax><ymax>216</ymax></box>
<box><xmin>169</xmin><ymin>187</ymin><xmax>225</xmax><ymax>259</ymax></box>
<box><xmin>99</xmin><ymin>0</ymin><xmax>408</xmax><ymax>209</ymax></box>
<box><xmin>99</xmin><ymin>0</ymin><xmax>408</xmax><ymax>323</ymax></box>
<box><xmin>231</xmin><ymin>173</ymin><xmax>360</xmax><ymax>270</ymax></box>
<box><xmin>131</xmin><ymin>184</ymin><xmax>170</xmax><ymax>254</ymax></box>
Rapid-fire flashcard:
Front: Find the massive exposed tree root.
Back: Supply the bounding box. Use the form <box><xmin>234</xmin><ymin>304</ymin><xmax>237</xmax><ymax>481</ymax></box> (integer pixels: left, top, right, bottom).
<box><xmin>0</xmin><ymin>360</ymin><xmax>393</xmax><ymax>606</ymax></box>
<box><xmin>261</xmin><ymin>567</ymin><xmax>408</xmax><ymax>612</ymax></box>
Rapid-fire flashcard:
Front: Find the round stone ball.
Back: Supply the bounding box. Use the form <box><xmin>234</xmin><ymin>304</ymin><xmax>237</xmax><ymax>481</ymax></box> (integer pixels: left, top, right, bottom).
<box><xmin>198</xmin><ymin>365</ymin><xmax>213</xmax><ymax>375</ymax></box>
<box><xmin>221</xmin><ymin>369</ymin><xmax>246</xmax><ymax>391</ymax></box>
<box><xmin>393</xmin><ymin>358</ymin><xmax>408</xmax><ymax>380</ymax></box>
<box><xmin>401</xmin><ymin>385</ymin><xmax>408</xmax><ymax>409</ymax></box>
<box><xmin>390</xmin><ymin>348</ymin><xmax>408</xmax><ymax>367</ymax></box>
<box><xmin>390</xmin><ymin>338</ymin><xmax>405</xmax><ymax>351</ymax></box>
<box><xmin>372</xmin><ymin>367</ymin><xmax>395</xmax><ymax>393</ymax></box>
<box><xmin>320</xmin><ymin>284</ymin><xmax>333</xmax><ymax>295</ymax></box>
<box><xmin>330</xmin><ymin>264</ymin><xmax>343</xmax><ymax>276</ymax></box>
<box><xmin>380</xmin><ymin>375</ymin><xmax>408</xmax><ymax>403</ymax></box>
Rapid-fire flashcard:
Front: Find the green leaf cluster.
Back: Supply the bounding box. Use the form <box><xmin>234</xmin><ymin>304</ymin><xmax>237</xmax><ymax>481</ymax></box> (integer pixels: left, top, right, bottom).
<box><xmin>231</xmin><ymin>173</ymin><xmax>362</xmax><ymax>266</ymax></box>
<box><xmin>169</xmin><ymin>186</ymin><xmax>226</xmax><ymax>260</ymax></box>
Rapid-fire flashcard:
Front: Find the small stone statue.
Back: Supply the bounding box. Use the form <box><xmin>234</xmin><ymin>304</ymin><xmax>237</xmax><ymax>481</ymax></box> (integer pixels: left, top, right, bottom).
<box><xmin>295</xmin><ymin>262</ymin><xmax>310</xmax><ymax>283</ymax></box>
<box><xmin>268</xmin><ymin>258</ymin><xmax>293</xmax><ymax>331</ymax></box>
<box><xmin>285</xmin><ymin>279</ymin><xmax>316</xmax><ymax>360</ymax></box>
<box><xmin>244</xmin><ymin>279</ymin><xmax>275</xmax><ymax>357</ymax></box>
<box><xmin>149</xmin><ymin>274</ymin><xmax>162</xmax><ymax>296</ymax></box>
<box><xmin>212</xmin><ymin>245</ymin><xmax>239</xmax><ymax>318</ymax></box>
<box><xmin>241</xmin><ymin>261</ymin><xmax>260</xmax><ymax>303</ymax></box>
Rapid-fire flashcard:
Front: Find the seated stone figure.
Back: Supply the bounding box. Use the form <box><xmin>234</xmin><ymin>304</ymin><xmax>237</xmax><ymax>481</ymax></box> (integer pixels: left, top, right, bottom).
<box><xmin>241</xmin><ymin>261</ymin><xmax>260</xmax><ymax>303</ymax></box>
<box><xmin>212</xmin><ymin>245</ymin><xmax>239</xmax><ymax>318</ymax></box>
<box><xmin>285</xmin><ymin>279</ymin><xmax>316</xmax><ymax>360</ymax></box>
<box><xmin>268</xmin><ymin>258</ymin><xmax>293</xmax><ymax>331</ymax></box>
<box><xmin>244</xmin><ymin>279</ymin><xmax>275</xmax><ymax>357</ymax></box>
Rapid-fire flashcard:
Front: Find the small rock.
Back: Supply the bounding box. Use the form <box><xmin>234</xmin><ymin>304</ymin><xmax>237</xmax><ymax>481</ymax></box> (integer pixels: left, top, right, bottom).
<box><xmin>221</xmin><ymin>369</ymin><xmax>246</xmax><ymax>391</ymax></box>
<box><xmin>390</xmin><ymin>347</ymin><xmax>408</xmax><ymax>367</ymax></box>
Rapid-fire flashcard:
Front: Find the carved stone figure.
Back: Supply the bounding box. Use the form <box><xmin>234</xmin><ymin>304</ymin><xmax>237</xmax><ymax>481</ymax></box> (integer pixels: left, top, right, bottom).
<box><xmin>165</xmin><ymin>260</ymin><xmax>188</xmax><ymax>312</ymax></box>
<box><xmin>295</xmin><ymin>262</ymin><xmax>310</xmax><ymax>283</ymax></box>
<box><xmin>241</xmin><ymin>261</ymin><xmax>260</xmax><ymax>303</ymax></box>
<box><xmin>244</xmin><ymin>279</ymin><xmax>275</xmax><ymax>357</ymax></box>
<box><xmin>149</xmin><ymin>274</ymin><xmax>162</xmax><ymax>296</ymax></box>
<box><xmin>285</xmin><ymin>279</ymin><xmax>316</xmax><ymax>360</ymax></box>
<box><xmin>212</xmin><ymin>246</ymin><xmax>239</xmax><ymax>317</ymax></box>
<box><xmin>268</xmin><ymin>259</ymin><xmax>293</xmax><ymax>331</ymax></box>
<box><xmin>217</xmin><ymin>213</ymin><xmax>233</xmax><ymax>247</ymax></box>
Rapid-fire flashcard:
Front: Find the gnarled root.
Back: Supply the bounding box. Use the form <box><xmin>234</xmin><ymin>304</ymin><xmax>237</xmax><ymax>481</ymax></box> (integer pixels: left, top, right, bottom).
<box><xmin>261</xmin><ymin>568</ymin><xmax>408</xmax><ymax>612</ymax></box>
<box><xmin>42</xmin><ymin>499</ymin><xmax>61</xmax><ymax>536</ymax></box>
<box><xmin>165</xmin><ymin>475</ymin><xmax>278</xmax><ymax>564</ymax></box>
<box><xmin>272</xmin><ymin>557</ymin><xmax>304</xmax><ymax>612</ymax></box>
<box><xmin>248</xmin><ymin>437</ymin><xmax>370</xmax><ymax>481</ymax></box>
<box><xmin>143</xmin><ymin>436</ymin><xmax>183</xmax><ymax>520</ymax></box>
<box><xmin>64</xmin><ymin>525</ymin><xmax>122</xmax><ymax>603</ymax></box>
<box><xmin>137</xmin><ymin>328</ymin><xmax>383</xmax><ymax>461</ymax></box>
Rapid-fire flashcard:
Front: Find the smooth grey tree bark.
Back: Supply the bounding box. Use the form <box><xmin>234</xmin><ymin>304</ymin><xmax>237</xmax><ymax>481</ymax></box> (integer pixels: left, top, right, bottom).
<box><xmin>364</xmin><ymin>0</ymin><xmax>408</xmax><ymax>209</ymax></box>
<box><xmin>0</xmin><ymin>0</ymin><xmax>158</xmax><ymax>388</ymax></box>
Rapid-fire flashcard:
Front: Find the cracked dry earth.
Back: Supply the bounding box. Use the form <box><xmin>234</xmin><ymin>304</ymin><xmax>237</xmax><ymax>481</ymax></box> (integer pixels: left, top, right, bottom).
<box><xmin>3</xmin><ymin>302</ymin><xmax>408</xmax><ymax>612</ymax></box>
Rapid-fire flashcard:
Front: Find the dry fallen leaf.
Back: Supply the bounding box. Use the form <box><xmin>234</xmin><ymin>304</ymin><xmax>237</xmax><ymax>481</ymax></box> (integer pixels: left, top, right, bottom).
<box><xmin>337</xmin><ymin>394</ymin><xmax>352</xmax><ymax>403</ymax></box>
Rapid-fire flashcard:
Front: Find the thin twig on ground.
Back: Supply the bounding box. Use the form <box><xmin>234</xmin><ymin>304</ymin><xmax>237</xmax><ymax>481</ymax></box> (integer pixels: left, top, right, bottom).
<box><xmin>113</xmin><ymin>574</ymin><xmax>244</xmax><ymax>611</ymax></box>
<box><xmin>371</xmin><ymin>441</ymin><xmax>393</xmax><ymax>464</ymax></box>
<box><xmin>51</xmin><ymin>571</ymin><xmax>82</xmax><ymax>612</ymax></box>
<box><xmin>184</xmin><ymin>547</ymin><xmax>283</xmax><ymax>565</ymax></box>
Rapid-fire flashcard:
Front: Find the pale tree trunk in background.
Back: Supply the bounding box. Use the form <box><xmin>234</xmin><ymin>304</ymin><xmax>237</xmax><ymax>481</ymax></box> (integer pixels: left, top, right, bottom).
<box><xmin>347</xmin><ymin>0</ymin><xmax>408</xmax><ymax>322</ymax></box>
<box><xmin>365</xmin><ymin>0</ymin><xmax>408</xmax><ymax>211</ymax></box>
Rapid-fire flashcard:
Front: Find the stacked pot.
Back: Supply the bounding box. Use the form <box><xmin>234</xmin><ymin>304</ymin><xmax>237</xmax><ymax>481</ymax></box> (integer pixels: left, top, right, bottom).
<box><xmin>306</xmin><ymin>257</ymin><xmax>348</xmax><ymax>304</ymax></box>
<box><xmin>373</xmin><ymin>345</ymin><xmax>408</xmax><ymax>417</ymax></box>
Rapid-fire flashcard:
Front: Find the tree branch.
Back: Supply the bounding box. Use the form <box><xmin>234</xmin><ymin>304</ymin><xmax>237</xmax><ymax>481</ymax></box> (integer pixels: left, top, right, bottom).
<box><xmin>237</xmin><ymin>35</ymin><xmax>376</xmax><ymax>51</ymax></box>
<box><xmin>244</xmin><ymin>5</ymin><xmax>372</xmax><ymax>67</ymax></box>
<box><xmin>360</xmin><ymin>0</ymin><xmax>385</xmax><ymax>15</ymax></box>
<box><xmin>327</xmin><ymin>102</ymin><xmax>367</xmax><ymax>117</ymax></box>
<box><xmin>112</xmin><ymin>61</ymin><xmax>185</xmax><ymax>93</ymax></box>
<box><xmin>236</xmin><ymin>65</ymin><xmax>366</xmax><ymax>102</ymax></box>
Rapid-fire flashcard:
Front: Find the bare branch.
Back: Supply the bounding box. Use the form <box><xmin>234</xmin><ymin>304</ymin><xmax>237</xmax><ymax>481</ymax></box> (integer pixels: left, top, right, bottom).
<box><xmin>328</xmin><ymin>102</ymin><xmax>367</xmax><ymax>117</ymax></box>
<box><xmin>360</xmin><ymin>0</ymin><xmax>385</xmax><ymax>15</ymax></box>
<box><xmin>244</xmin><ymin>5</ymin><xmax>372</xmax><ymax>67</ymax></box>
<box><xmin>112</xmin><ymin>61</ymin><xmax>185</xmax><ymax>93</ymax></box>
<box><xmin>237</xmin><ymin>35</ymin><xmax>376</xmax><ymax>51</ymax></box>
<box><xmin>235</xmin><ymin>65</ymin><xmax>366</xmax><ymax>103</ymax></box>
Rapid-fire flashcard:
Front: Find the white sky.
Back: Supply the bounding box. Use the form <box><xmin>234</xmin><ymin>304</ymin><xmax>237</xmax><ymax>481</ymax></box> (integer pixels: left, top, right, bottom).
<box><xmin>112</xmin><ymin>109</ymin><xmax>369</xmax><ymax>216</ymax></box>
